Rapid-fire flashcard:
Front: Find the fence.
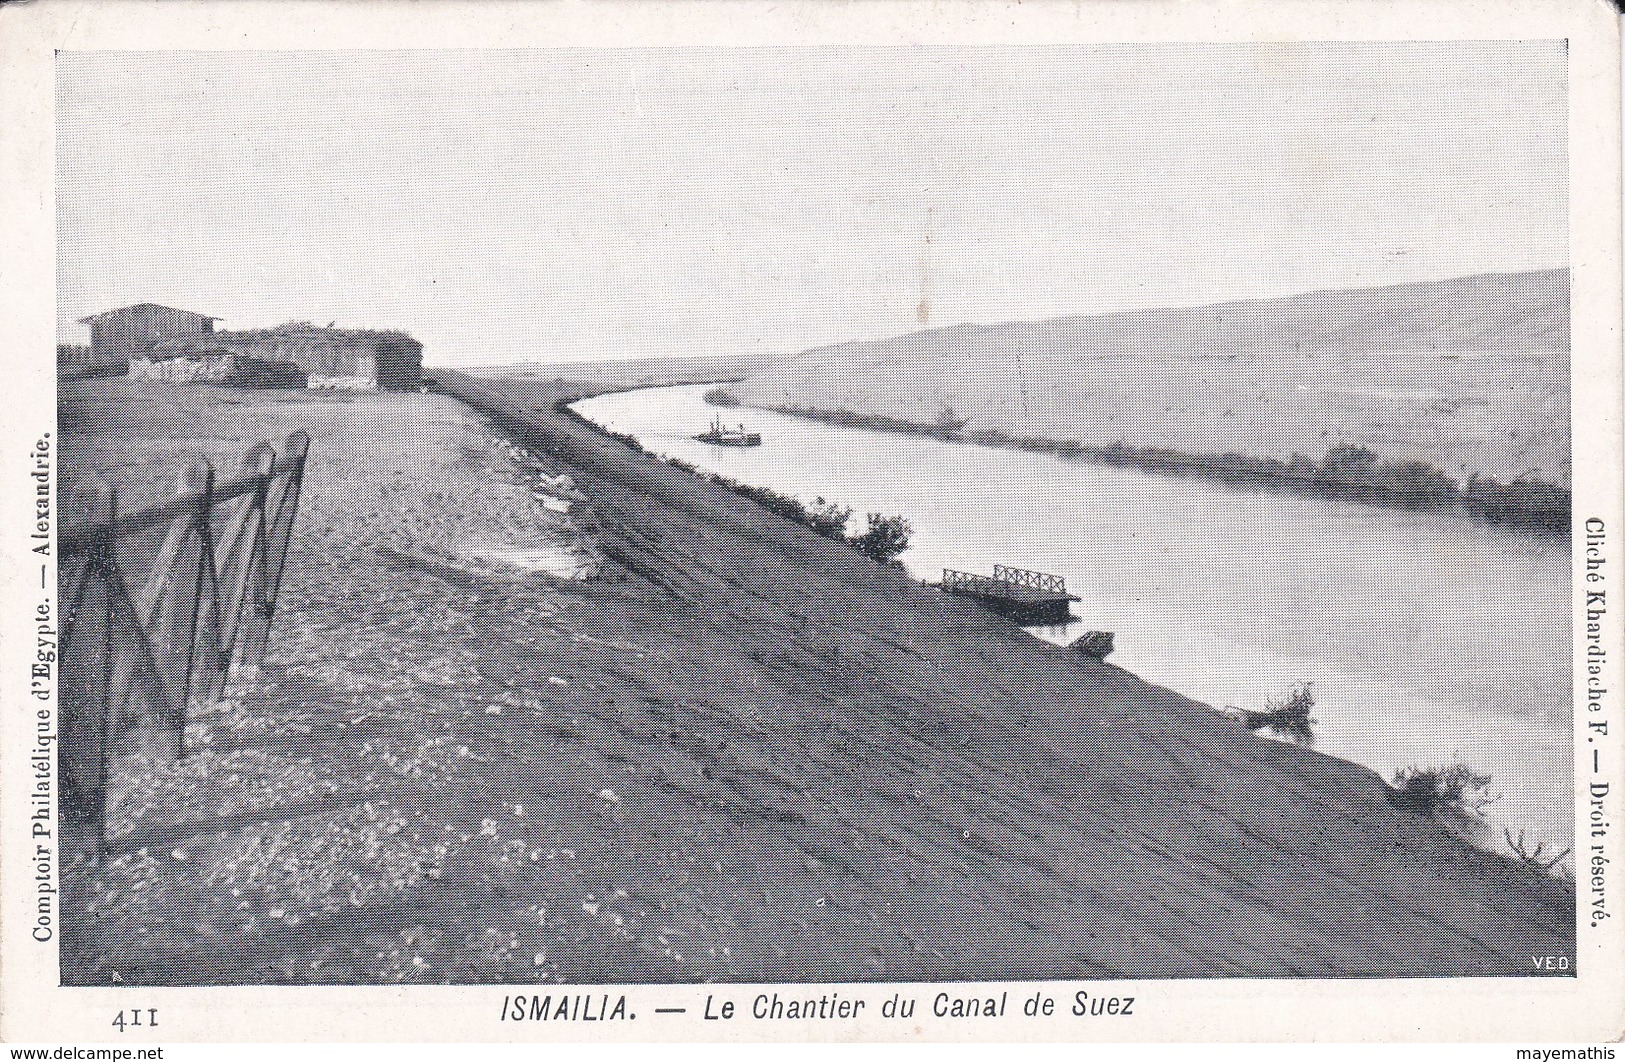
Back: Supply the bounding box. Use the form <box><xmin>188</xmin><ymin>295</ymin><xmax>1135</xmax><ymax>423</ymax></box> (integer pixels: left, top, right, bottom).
<box><xmin>990</xmin><ymin>564</ymin><xmax>1067</xmax><ymax>594</ymax></box>
<box><xmin>942</xmin><ymin>565</ymin><xmax>1068</xmax><ymax>598</ymax></box>
<box><xmin>942</xmin><ymin>569</ymin><xmax>1011</xmax><ymax>598</ymax></box>
<box><xmin>58</xmin><ymin>431</ymin><xmax>310</xmax><ymax>861</ymax></box>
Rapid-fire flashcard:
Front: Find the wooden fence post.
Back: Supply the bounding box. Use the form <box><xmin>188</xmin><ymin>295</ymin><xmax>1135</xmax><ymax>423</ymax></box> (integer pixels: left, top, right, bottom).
<box><xmin>209</xmin><ymin>444</ymin><xmax>273</xmax><ymax>699</ymax></box>
<box><xmin>239</xmin><ymin>431</ymin><xmax>309</xmax><ymax>672</ymax></box>
<box><xmin>133</xmin><ymin>462</ymin><xmax>215</xmax><ymax>759</ymax></box>
<box><xmin>59</xmin><ymin>481</ymin><xmax>116</xmax><ymax>864</ymax></box>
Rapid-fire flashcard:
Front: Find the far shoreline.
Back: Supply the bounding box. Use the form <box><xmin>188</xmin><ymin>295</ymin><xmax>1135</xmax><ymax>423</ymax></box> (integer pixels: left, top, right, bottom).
<box><xmin>699</xmin><ymin>392</ymin><xmax>1571</xmax><ymax>533</ymax></box>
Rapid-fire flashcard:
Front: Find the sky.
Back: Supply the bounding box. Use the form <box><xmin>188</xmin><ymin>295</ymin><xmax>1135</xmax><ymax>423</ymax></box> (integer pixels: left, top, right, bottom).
<box><xmin>56</xmin><ymin>43</ymin><xmax>1568</xmax><ymax>366</ymax></box>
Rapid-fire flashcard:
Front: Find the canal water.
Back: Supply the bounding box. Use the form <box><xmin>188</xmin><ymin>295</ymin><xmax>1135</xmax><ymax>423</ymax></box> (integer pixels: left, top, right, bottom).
<box><xmin>575</xmin><ymin>383</ymin><xmax>1575</xmax><ymax>858</ymax></box>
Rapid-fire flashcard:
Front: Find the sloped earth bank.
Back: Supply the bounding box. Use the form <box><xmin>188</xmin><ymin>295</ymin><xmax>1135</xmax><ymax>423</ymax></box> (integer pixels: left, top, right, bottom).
<box><xmin>57</xmin><ymin>376</ymin><xmax>1572</xmax><ymax>985</ymax></box>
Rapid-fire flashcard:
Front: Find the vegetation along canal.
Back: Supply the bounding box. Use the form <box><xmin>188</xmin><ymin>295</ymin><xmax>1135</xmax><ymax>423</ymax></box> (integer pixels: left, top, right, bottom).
<box><xmin>574</xmin><ymin>382</ymin><xmax>1574</xmax><ymax>860</ymax></box>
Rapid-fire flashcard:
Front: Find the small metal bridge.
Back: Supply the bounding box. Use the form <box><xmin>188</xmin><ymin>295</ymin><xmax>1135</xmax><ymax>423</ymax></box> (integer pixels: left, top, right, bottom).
<box><xmin>939</xmin><ymin>564</ymin><xmax>1079</xmax><ymax>624</ymax></box>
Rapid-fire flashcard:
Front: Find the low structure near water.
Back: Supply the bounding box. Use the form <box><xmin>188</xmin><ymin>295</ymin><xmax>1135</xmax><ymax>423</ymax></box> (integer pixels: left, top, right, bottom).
<box><xmin>939</xmin><ymin>564</ymin><xmax>1079</xmax><ymax>624</ymax></box>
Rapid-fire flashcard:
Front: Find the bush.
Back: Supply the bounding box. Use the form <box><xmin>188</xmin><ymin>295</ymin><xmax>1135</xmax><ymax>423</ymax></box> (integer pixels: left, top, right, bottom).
<box><xmin>732</xmin><ymin>483</ymin><xmax>808</xmax><ymax>525</ymax></box>
<box><xmin>848</xmin><ymin>512</ymin><xmax>913</xmax><ymax>563</ymax></box>
<box><xmin>1377</xmin><ymin>459</ymin><xmax>1457</xmax><ymax>497</ymax></box>
<box><xmin>1390</xmin><ymin>762</ymin><xmax>1498</xmax><ymax>821</ymax></box>
<box><xmin>664</xmin><ymin>456</ymin><xmax>700</xmax><ymax>475</ymax></box>
<box><xmin>933</xmin><ymin>404</ymin><xmax>969</xmax><ymax>435</ymax></box>
<box><xmin>1463</xmin><ymin>473</ymin><xmax>1571</xmax><ymax>529</ymax></box>
<box><xmin>657</xmin><ymin>456</ymin><xmax>910</xmax><ymax>564</ymax></box>
<box><xmin>1320</xmin><ymin>445</ymin><xmax>1381</xmax><ymax>475</ymax></box>
<box><xmin>1235</xmin><ymin>683</ymin><xmax>1317</xmax><ymax>746</ymax></box>
<box><xmin>1504</xmin><ymin>827</ymin><xmax>1571</xmax><ymax>876</ymax></box>
<box><xmin>805</xmin><ymin>496</ymin><xmax>853</xmax><ymax>539</ymax></box>
<box><xmin>599</xmin><ymin>426</ymin><xmax>648</xmax><ymax>454</ymax></box>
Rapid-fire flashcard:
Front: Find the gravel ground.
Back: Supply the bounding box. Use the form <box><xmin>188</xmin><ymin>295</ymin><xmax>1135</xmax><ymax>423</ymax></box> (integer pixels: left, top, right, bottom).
<box><xmin>61</xmin><ymin>381</ymin><xmax>604</xmax><ymax>984</ymax></box>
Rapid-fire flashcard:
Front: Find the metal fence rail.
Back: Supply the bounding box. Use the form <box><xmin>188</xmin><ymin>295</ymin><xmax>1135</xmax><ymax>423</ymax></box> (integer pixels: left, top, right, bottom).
<box><xmin>943</xmin><ymin>566</ymin><xmax>1068</xmax><ymax>598</ymax></box>
<box><xmin>941</xmin><ymin>568</ymin><xmax>1012</xmax><ymax>597</ymax></box>
<box><xmin>990</xmin><ymin>564</ymin><xmax>1067</xmax><ymax>593</ymax></box>
<box><xmin>59</xmin><ymin>431</ymin><xmax>310</xmax><ymax>860</ymax></box>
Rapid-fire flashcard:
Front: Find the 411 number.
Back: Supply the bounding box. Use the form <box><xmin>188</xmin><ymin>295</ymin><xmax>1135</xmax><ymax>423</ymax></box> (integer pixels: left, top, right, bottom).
<box><xmin>111</xmin><ymin>1009</ymin><xmax>158</xmax><ymax>1031</ymax></box>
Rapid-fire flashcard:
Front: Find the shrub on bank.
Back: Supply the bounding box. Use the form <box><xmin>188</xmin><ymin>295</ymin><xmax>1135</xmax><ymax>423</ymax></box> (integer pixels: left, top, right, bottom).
<box><xmin>1505</xmin><ymin>827</ymin><xmax>1571</xmax><ymax>877</ymax></box>
<box><xmin>934</xmin><ymin>404</ymin><xmax>969</xmax><ymax>435</ymax></box>
<box><xmin>732</xmin><ymin>482</ymin><xmax>812</xmax><ymax>525</ymax></box>
<box><xmin>1390</xmin><ymin>762</ymin><xmax>1498</xmax><ymax>822</ymax></box>
<box><xmin>1462</xmin><ymin>473</ymin><xmax>1571</xmax><ymax>529</ymax></box>
<box><xmin>598</xmin><ymin>425</ymin><xmax>649</xmax><ymax>454</ymax></box>
<box><xmin>849</xmin><ymin>512</ymin><xmax>913</xmax><ymax>564</ymax></box>
<box><xmin>806</xmin><ymin>497</ymin><xmax>853</xmax><ymax>539</ymax></box>
<box><xmin>1225</xmin><ymin>683</ymin><xmax>1317</xmax><ymax>746</ymax></box>
<box><xmin>1254</xmin><ymin>683</ymin><xmax>1317</xmax><ymax>746</ymax></box>
<box><xmin>660</xmin><ymin>456</ymin><xmax>912</xmax><ymax>563</ymax></box>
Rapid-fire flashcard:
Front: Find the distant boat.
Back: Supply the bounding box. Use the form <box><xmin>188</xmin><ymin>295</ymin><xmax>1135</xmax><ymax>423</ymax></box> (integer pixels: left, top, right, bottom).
<box><xmin>695</xmin><ymin>415</ymin><xmax>762</xmax><ymax>447</ymax></box>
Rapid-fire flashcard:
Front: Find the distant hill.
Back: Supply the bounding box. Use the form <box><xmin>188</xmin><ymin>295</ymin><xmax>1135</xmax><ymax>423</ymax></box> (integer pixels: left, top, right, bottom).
<box><xmin>726</xmin><ymin>269</ymin><xmax>1570</xmax><ymax>489</ymax></box>
<box><xmin>788</xmin><ymin>269</ymin><xmax>1568</xmax><ymax>365</ymax></box>
<box><xmin>467</xmin><ymin>353</ymin><xmax>766</xmax><ymax>391</ymax></box>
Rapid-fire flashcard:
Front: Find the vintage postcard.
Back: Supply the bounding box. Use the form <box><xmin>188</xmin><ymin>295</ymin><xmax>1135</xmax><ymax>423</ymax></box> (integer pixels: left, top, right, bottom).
<box><xmin>1</xmin><ymin>0</ymin><xmax>1621</xmax><ymax>1049</ymax></box>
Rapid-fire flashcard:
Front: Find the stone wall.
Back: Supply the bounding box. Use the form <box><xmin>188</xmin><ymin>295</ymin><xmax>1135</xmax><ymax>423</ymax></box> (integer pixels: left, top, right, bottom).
<box><xmin>128</xmin><ymin>353</ymin><xmax>308</xmax><ymax>389</ymax></box>
<box><xmin>129</xmin><ymin>353</ymin><xmax>240</xmax><ymax>384</ymax></box>
<box><xmin>147</xmin><ymin>325</ymin><xmax>422</xmax><ymax>391</ymax></box>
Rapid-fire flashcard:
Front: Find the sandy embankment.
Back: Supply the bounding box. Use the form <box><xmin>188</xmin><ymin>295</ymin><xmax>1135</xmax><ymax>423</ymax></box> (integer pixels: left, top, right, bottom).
<box><xmin>721</xmin><ymin>269</ymin><xmax>1571</xmax><ymax>491</ymax></box>
<box><xmin>56</xmin><ymin>376</ymin><xmax>1574</xmax><ymax>985</ymax></box>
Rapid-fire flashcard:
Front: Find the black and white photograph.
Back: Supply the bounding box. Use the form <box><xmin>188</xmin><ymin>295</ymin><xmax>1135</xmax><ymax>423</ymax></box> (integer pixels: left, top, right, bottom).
<box><xmin>2</xmin><ymin>0</ymin><xmax>1621</xmax><ymax>1049</ymax></box>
